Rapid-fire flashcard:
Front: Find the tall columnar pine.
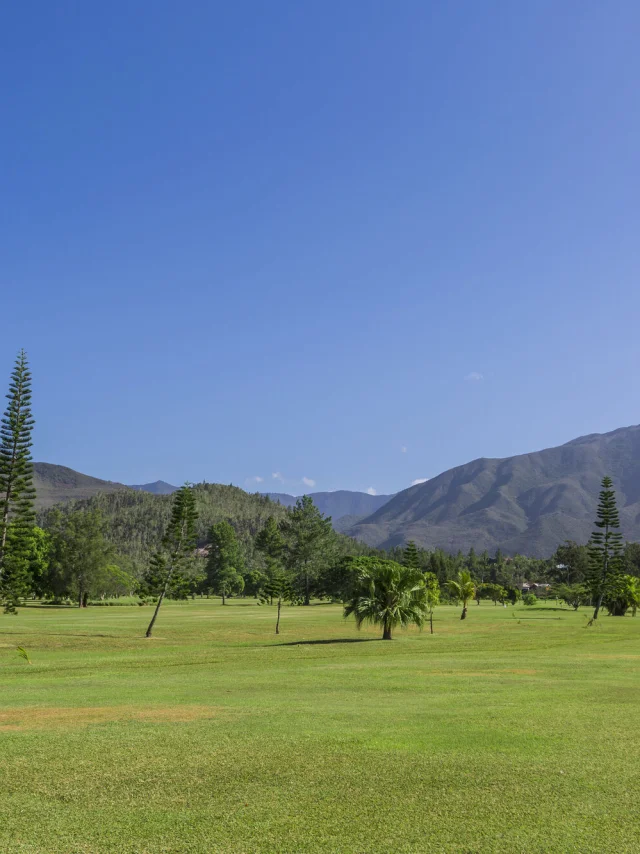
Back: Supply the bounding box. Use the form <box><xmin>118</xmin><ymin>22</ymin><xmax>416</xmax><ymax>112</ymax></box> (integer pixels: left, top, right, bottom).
<box><xmin>403</xmin><ymin>540</ymin><xmax>420</xmax><ymax>570</ymax></box>
<box><xmin>145</xmin><ymin>484</ymin><xmax>198</xmax><ymax>637</ymax></box>
<box><xmin>344</xmin><ymin>557</ymin><xmax>429</xmax><ymax>640</ymax></box>
<box><xmin>206</xmin><ymin>520</ymin><xmax>245</xmax><ymax>604</ymax></box>
<box><xmin>588</xmin><ymin>476</ymin><xmax>624</xmax><ymax>621</ymax></box>
<box><xmin>260</xmin><ymin>571</ymin><xmax>294</xmax><ymax>634</ymax></box>
<box><xmin>281</xmin><ymin>496</ymin><xmax>335</xmax><ymax>605</ymax></box>
<box><xmin>0</xmin><ymin>350</ymin><xmax>36</xmax><ymax>613</ymax></box>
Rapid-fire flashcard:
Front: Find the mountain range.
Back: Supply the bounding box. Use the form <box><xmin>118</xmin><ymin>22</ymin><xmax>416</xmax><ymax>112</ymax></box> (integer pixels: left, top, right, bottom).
<box><xmin>262</xmin><ymin>490</ymin><xmax>392</xmax><ymax>520</ymax></box>
<box><xmin>342</xmin><ymin>425</ymin><xmax>640</xmax><ymax>556</ymax></box>
<box><xmin>32</xmin><ymin>423</ymin><xmax>640</xmax><ymax>555</ymax></box>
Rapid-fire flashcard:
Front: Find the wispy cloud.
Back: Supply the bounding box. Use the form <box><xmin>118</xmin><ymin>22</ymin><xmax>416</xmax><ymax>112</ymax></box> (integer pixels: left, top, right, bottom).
<box><xmin>465</xmin><ymin>371</ymin><xmax>484</xmax><ymax>382</ymax></box>
<box><xmin>302</xmin><ymin>476</ymin><xmax>316</xmax><ymax>488</ymax></box>
<box><xmin>411</xmin><ymin>478</ymin><xmax>428</xmax><ymax>486</ymax></box>
<box><xmin>245</xmin><ymin>476</ymin><xmax>264</xmax><ymax>486</ymax></box>
<box><xmin>400</xmin><ymin>445</ymin><xmax>408</xmax><ymax>453</ymax></box>
<box><xmin>366</xmin><ymin>487</ymin><xmax>377</xmax><ymax>496</ymax></box>
<box><xmin>271</xmin><ymin>472</ymin><xmax>284</xmax><ymax>482</ymax></box>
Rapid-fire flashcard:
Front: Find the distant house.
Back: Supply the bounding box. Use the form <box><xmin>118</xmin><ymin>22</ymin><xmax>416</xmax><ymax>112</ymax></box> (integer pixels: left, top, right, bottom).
<box><xmin>520</xmin><ymin>581</ymin><xmax>551</xmax><ymax>596</ymax></box>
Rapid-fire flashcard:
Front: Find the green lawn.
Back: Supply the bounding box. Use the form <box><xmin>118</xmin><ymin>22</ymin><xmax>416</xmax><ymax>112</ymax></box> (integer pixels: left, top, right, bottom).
<box><xmin>1</xmin><ymin>599</ymin><xmax>639</xmax><ymax>854</ymax></box>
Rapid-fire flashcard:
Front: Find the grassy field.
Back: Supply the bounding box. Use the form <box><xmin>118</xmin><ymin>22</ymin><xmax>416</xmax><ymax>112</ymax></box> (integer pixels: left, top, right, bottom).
<box><xmin>1</xmin><ymin>599</ymin><xmax>639</xmax><ymax>854</ymax></box>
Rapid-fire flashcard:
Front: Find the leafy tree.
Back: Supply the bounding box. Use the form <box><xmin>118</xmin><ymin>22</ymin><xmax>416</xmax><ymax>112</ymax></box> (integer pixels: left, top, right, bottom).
<box><xmin>551</xmin><ymin>541</ymin><xmax>590</xmax><ymax>585</ymax></box>
<box><xmin>344</xmin><ymin>557</ymin><xmax>428</xmax><ymax>640</ymax></box>
<box><xmin>588</xmin><ymin>477</ymin><xmax>624</xmax><ymax>622</ymax></box>
<box><xmin>260</xmin><ymin>571</ymin><xmax>294</xmax><ymax>634</ymax></box>
<box><xmin>47</xmin><ymin>509</ymin><xmax>113</xmax><ymax>606</ymax></box>
<box><xmin>206</xmin><ymin>520</ymin><xmax>245</xmax><ymax>604</ymax></box>
<box><xmin>0</xmin><ymin>350</ymin><xmax>36</xmax><ymax>613</ymax></box>
<box><xmin>281</xmin><ymin>496</ymin><xmax>335</xmax><ymax>605</ymax></box>
<box><xmin>522</xmin><ymin>593</ymin><xmax>537</xmax><ymax>606</ymax></box>
<box><xmin>26</xmin><ymin>526</ymin><xmax>51</xmax><ymax>598</ymax></box>
<box><xmin>447</xmin><ymin>570</ymin><xmax>475</xmax><ymax>620</ymax></box>
<box><xmin>623</xmin><ymin>542</ymin><xmax>640</xmax><ymax>578</ymax></box>
<box><xmin>403</xmin><ymin>541</ymin><xmax>420</xmax><ymax>570</ymax></box>
<box><xmin>477</xmin><ymin>582</ymin><xmax>506</xmax><ymax>606</ymax></box>
<box><xmin>479</xmin><ymin>550</ymin><xmax>490</xmax><ymax>583</ymax></box>
<box><xmin>603</xmin><ymin>575</ymin><xmax>640</xmax><ymax>617</ymax></box>
<box><xmin>145</xmin><ymin>485</ymin><xmax>198</xmax><ymax>637</ymax></box>
<box><xmin>467</xmin><ymin>547</ymin><xmax>479</xmax><ymax>576</ymax></box>
<box><xmin>554</xmin><ymin>583</ymin><xmax>589</xmax><ymax>610</ymax></box>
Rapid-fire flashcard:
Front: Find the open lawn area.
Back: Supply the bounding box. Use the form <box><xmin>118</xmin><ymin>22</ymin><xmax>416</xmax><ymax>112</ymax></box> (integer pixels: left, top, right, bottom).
<box><xmin>1</xmin><ymin>600</ymin><xmax>639</xmax><ymax>853</ymax></box>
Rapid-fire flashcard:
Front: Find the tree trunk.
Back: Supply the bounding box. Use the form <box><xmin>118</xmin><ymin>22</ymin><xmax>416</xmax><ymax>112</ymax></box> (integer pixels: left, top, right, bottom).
<box><xmin>460</xmin><ymin>605</ymin><xmax>467</xmax><ymax>620</ymax></box>
<box><xmin>304</xmin><ymin>570</ymin><xmax>310</xmax><ymax>606</ymax></box>
<box><xmin>275</xmin><ymin>598</ymin><xmax>281</xmax><ymax>634</ymax></box>
<box><xmin>82</xmin><ymin>592</ymin><xmax>89</xmax><ymax>608</ymax></box>
<box><xmin>430</xmin><ymin>611</ymin><xmax>433</xmax><ymax>634</ymax></box>
<box><xmin>145</xmin><ymin>566</ymin><xmax>174</xmax><ymax>637</ymax></box>
<box><xmin>78</xmin><ymin>590</ymin><xmax>83</xmax><ymax>608</ymax></box>
<box><xmin>222</xmin><ymin>590</ymin><xmax>226</xmax><ymax>605</ymax></box>
<box><xmin>382</xmin><ymin>621</ymin><xmax>392</xmax><ymax>640</ymax></box>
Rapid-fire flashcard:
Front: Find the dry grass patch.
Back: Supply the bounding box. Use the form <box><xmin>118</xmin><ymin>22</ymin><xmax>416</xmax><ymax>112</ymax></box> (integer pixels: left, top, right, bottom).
<box><xmin>0</xmin><ymin>703</ymin><xmax>222</xmax><ymax>730</ymax></box>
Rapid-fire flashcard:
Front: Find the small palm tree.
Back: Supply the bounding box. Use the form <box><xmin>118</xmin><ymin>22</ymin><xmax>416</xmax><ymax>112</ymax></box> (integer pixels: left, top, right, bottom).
<box><xmin>448</xmin><ymin>570</ymin><xmax>476</xmax><ymax>620</ymax></box>
<box><xmin>344</xmin><ymin>558</ymin><xmax>428</xmax><ymax>640</ymax></box>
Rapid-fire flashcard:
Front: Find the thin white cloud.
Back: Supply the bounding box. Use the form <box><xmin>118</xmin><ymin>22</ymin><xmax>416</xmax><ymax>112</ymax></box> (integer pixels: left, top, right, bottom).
<box><xmin>271</xmin><ymin>472</ymin><xmax>284</xmax><ymax>482</ymax></box>
<box><xmin>411</xmin><ymin>478</ymin><xmax>429</xmax><ymax>486</ymax></box>
<box><xmin>465</xmin><ymin>371</ymin><xmax>484</xmax><ymax>382</ymax></box>
<box><xmin>302</xmin><ymin>476</ymin><xmax>316</xmax><ymax>488</ymax></box>
<box><xmin>401</xmin><ymin>445</ymin><xmax>408</xmax><ymax>453</ymax></box>
<box><xmin>245</xmin><ymin>475</ymin><xmax>264</xmax><ymax>485</ymax></box>
<box><xmin>366</xmin><ymin>487</ymin><xmax>377</xmax><ymax>496</ymax></box>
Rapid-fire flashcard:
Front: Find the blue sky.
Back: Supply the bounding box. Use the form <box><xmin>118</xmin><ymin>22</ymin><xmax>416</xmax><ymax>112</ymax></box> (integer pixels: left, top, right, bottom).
<box><xmin>2</xmin><ymin>1</ymin><xmax>639</xmax><ymax>495</ymax></box>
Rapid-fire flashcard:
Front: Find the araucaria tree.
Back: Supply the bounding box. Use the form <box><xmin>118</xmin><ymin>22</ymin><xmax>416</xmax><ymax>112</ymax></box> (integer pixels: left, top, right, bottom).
<box><xmin>448</xmin><ymin>570</ymin><xmax>475</xmax><ymax>620</ymax></box>
<box><xmin>260</xmin><ymin>571</ymin><xmax>294</xmax><ymax>634</ymax></box>
<box><xmin>0</xmin><ymin>350</ymin><xmax>36</xmax><ymax>613</ymax></box>
<box><xmin>281</xmin><ymin>496</ymin><xmax>335</xmax><ymax>605</ymax></box>
<box><xmin>344</xmin><ymin>557</ymin><xmax>428</xmax><ymax>640</ymax></box>
<box><xmin>206</xmin><ymin>520</ymin><xmax>245</xmax><ymax>604</ymax></box>
<box><xmin>588</xmin><ymin>476</ymin><xmax>624</xmax><ymax>621</ymax></box>
<box><xmin>403</xmin><ymin>541</ymin><xmax>420</xmax><ymax>570</ymax></box>
<box><xmin>145</xmin><ymin>484</ymin><xmax>198</xmax><ymax>637</ymax></box>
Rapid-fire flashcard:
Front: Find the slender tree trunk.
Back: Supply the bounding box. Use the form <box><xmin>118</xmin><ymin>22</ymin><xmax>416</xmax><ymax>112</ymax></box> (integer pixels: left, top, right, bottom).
<box><xmin>275</xmin><ymin>597</ymin><xmax>281</xmax><ymax>634</ymax></box>
<box><xmin>82</xmin><ymin>592</ymin><xmax>89</xmax><ymax>608</ymax></box>
<box><xmin>78</xmin><ymin>590</ymin><xmax>83</xmax><ymax>608</ymax></box>
<box><xmin>304</xmin><ymin>569</ymin><xmax>310</xmax><ymax>606</ymax></box>
<box><xmin>430</xmin><ymin>610</ymin><xmax>433</xmax><ymax>634</ymax></box>
<box><xmin>222</xmin><ymin>590</ymin><xmax>226</xmax><ymax>605</ymax></box>
<box><xmin>382</xmin><ymin>621</ymin><xmax>392</xmax><ymax>640</ymax></box>
<box><xmin>145</xmin><ymin>566</ymin><xmax>173</xmax><ymax>637</ymax></box>
<box><xmin>460</xmin><ymin>605</ymin><xmax>467</xmax><ymax>620</ymax></box>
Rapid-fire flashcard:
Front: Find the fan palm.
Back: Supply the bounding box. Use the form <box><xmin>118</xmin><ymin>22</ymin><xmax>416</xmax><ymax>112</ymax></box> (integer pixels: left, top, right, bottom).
<box><xmin>448</xmin><ymin>570</ymin><xmax>476</xmax><ymax>620</ymax></box>
<box><xmin>344</xmin><ymin>558</ymin><xmax>428</xmax><ymax>640</ymax></box>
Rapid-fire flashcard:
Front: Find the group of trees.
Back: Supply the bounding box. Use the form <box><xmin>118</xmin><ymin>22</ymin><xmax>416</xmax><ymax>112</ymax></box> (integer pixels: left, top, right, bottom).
<box><xmin>2</xmin><ymin>350</ymin><xmax>639</xmax><ymax>632</ymax></box>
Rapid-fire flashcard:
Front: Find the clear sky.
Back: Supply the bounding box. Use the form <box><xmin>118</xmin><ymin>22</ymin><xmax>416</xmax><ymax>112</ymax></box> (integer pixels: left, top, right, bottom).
<box><xmin>2</xmin><ymin>1</ymin><xmax>639</xmax><ymax>495</ymax></box>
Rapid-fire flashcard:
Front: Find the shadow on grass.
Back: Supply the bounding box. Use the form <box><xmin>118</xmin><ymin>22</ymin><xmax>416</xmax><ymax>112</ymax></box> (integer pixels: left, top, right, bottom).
<box><xmin>274</xmin><ymin>638</ymin><xmax>381</xmax><ymax>647</ymax></box>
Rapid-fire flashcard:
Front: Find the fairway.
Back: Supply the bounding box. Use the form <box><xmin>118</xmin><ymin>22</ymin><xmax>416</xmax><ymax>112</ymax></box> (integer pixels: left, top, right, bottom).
<box><xmin>1</xmin><ymin>601</ymin><xmax>639</xmax><ymax>854</ymax></box>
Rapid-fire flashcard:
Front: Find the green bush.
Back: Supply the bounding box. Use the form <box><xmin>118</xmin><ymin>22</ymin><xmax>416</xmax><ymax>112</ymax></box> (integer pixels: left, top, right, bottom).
<box><xmin>523</xmin><ymin>593</ymin><xmax>537</xmax><ymax>606</ymax></box>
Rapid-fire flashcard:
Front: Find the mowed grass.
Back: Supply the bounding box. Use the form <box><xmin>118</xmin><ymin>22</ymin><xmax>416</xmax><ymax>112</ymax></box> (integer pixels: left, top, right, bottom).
<box><xmin>1</xmin><ymin>600</ymin><xmax>640</xmax><ymax>854</ymax></box>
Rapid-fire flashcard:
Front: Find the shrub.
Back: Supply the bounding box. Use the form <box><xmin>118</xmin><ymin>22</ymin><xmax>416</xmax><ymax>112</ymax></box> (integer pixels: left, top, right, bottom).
<box><xmin>523</xmin><ymin>593</ymin><xmax>537</xmax><ymax>606</ymax></box>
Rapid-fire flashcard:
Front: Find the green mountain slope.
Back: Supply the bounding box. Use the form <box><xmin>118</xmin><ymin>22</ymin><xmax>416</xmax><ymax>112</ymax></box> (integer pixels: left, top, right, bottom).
<box><xmin>34</xmin><ymin>463</ymin><xmax>127</xmax><ymax>509</ymax></box>
<box><xmin>344</xmin><ymin>425</ymin><xmax>640</xmax><ymax>556</ymax></box>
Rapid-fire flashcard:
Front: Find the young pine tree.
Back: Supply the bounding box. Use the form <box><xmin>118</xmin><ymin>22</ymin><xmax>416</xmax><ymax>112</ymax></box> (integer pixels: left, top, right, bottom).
<box><xmin>206</xmin><ymin>520</ymin><xmax>245</xmax><ymax>604</ymax></box>
<box><xmin>403</xmin><ymin>541</ymin><xmax>420</xmax><ymax>570</ymax></box>
<box><xmin>280</xmin><ymin>496</ymin><xmax>335</xmax><ymax>605</ymax></box>
<box><xmin>145</xmin><ymin>484</ymin><xmax>198</xmax><ymax>637</ymax></box>
<box><xmin>260</xmin><ymin>571</ymin><xmax>294</xmax><ymax>634</ymax></box>
<box><xmin>0</xmin><ymin>350</ymin><xmax>36</xmax><ymax>613</ymax></box>
<box><xmin>588</xmin><ymin>476</ymin><xmax>624</xmax><ymax>622</ymax></box>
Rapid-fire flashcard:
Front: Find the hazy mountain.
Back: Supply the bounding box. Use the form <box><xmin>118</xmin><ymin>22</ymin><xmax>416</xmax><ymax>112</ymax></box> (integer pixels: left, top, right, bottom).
<box><xmin>344</xmin><ymin>425</ymin><xmax>640</xmax><ymax>557</ymax></box>
<box><xmin>129</xmin><ymin>480</ymin><xmax>179</xmax><ymax>495</ymax></box>
<box><xmin>33</xmin><ymin>463</ymin><xmax>127</xmax><ymax>509</ymax></box>
<box><xmin>263</xmin><ymin>490</ymin><xmax>393</xmax><ymax>521</ymax></box>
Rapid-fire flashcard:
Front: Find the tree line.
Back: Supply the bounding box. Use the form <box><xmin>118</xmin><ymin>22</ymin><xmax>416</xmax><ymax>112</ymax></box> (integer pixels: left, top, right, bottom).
<box><xmin>1</xmin><ymin>351</ymin><xmax>638</xmax><ymax>628</ymax></box>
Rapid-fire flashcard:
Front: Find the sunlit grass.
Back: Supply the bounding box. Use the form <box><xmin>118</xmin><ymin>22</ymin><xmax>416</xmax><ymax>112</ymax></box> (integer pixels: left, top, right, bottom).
<box><xmin>1</xmin><ymin>599</ymin><xmax>639</xmax><ymax>853</ymax></box>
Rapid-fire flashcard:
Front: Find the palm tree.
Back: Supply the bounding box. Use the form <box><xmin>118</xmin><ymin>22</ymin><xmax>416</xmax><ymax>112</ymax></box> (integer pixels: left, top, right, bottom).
<box><xmin>344</xmin><ymin>557</ymin><xmax>428</xmax><ymax>640</ymax></box>
<box><xmin>448</xmin><ymin>570</ymin><xmax>475</xmax><ymax>620</ymax></box>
